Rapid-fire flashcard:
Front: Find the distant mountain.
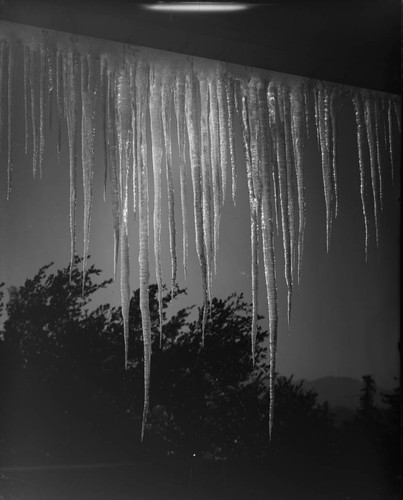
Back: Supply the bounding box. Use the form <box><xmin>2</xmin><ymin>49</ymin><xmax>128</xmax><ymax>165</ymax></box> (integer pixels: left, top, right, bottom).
<box><xmin>299</xmin><ymin>376</ymin><xmax>390</xmax><ymax>425</ymax></box>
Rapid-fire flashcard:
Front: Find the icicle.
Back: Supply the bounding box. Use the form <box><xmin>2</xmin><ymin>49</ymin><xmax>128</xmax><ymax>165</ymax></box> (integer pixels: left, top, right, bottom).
<box><xmin>56</xmin><ymin>49</ymin><xmax>64</xmax><ymax>165</ymax></box>
<box><xmin>63</xmin><ymin>49</ymin><xmax>80</xmax><ymax>279</ymax></box>
<box><xmin>290</xmin><ymin>84</ymin><xmax>306</xmax><ymax>284</ymax></box>
<box><xmin>281</xmin><ymin>84</ymin><xmax>297</xmax><ymax>300</ymax></box>
<box><xmin>329</xmin><ymin>87</ymin><xmax>340</xmax><ymax>218</ymax></box>
<box><xmin>136</xmin><ymin>61</ymin><xmax>152</xmax><ymax>441</ymax></box>
<box><xmin>46</xmin><ymin>46</ymin><xmax>54</xmax><ymax>130</ymax></box>
<box><xmin>161</xmin><ymin>66</ymin><xmax>177</xmax><ymax>298</ymax></box>
<box><xmin>257</xmin><ymin>78</ymin><xmax>278</xmax><ymax>439</ymax></box>
<box><xmin>28</xmin><ymin>45</ymin><xmax>40</xmax><ymax>178</ymax></box>
<box><xmin>117</xmin><ymin>70</ymin><xmax>132</xmax><ymax>369</ymax></box>
<box><xmin>100</xmin><ymin>56</ymin><xmax>108</xmax><ymax>202</ymax></box>
<box><xmin>39</xmin><ymin>44</ymin><xmax>47</xmax><ymax>179</ymax></box>
<box><xmin>352</xmin><ymin>93</ymin><xmax>369</xmax><ymax>260</ymax></box>
<box><xmin>387</xmin><ymin>98</ymin><xmax>395</xmax><ymax>181</ymax></box>
<box><xmin>185</xmin><ymin>69</ymin><xmax>208</xmax><ymax>341</ymax></box>
<box><xmin>268</xmin><ymin>82</ymin><xmax>293</xmax><ymax>324</ymax></box>
<box><xmin>208</xmin><ymin>74</ymin><xmax>222</xmax><ymax>276</ymax></box>
<box><xmin>317</xmin><ymin>83</ymin><xmax>333</xmax><ymax>252</ymax></box>
<box><xmin>149</xmin><ymin>64</ymin><xmax>164</xmax><ymax>345</ymax></box>
<box><xmin>303</xmin><ymin>81</ymin><xmax>310</xmax><ymax>140</ymax></box>
<box><xmin>23</xmin><ymin>45</ymin><xmax>30</xmax><ymax>155</ymax></box>
<box><xmin>129</xmin><ymin>64</ymin><xmax>137</xmax><ymax>219</ymax></box>
<box><xmin>373</xmin><ymin>96</ymin><xmax>383</xmax><ymax>211</ymax></box>
<box><xmin>363</xmin><ymin>93</ymin><xmax>380</xmax><ymax>246</ymax></box>
<box><xmin>226</xmin><ymin>77</ymin><xmax>237</xmax><ymax>205</ymax></box>
<box><xmin>266</xmin><ymin>89</ymin><xmax>280</xmax><ymax>235</ymax></box>
<box><xmin>81</xmin><ymin>53</ymin><xmax>97</xmax><ymax>290</ymax></box>
<box><xmin>6</xmin><ymin>40</ymin><xmax>15</xmax><ymax>200</ymax></box>
<box><xmin>216</xmin><ymin>65</ymin><xmax>228</xmax><ymax>204</ymax></box>
<box><xmin>240</xmin><ymin>84</ymin><xmax>259</xmax><ymax>363</ymax></box>
<box><xmin>392</xmin><ymin>96</ymin><xmax>401</xmax><ymax>134</ymax></box>
<box><xmin>199</xmin><ymin>75</ymin><xmax>214</xmax><ymax>302</ymax></box>
<box><xmin>106</xmin><ymin>68</ymin><xmax>120</xmax><ymax>281</ymax></box>
<box><xmin>174</xmin><ymin>69</ymin><xmax>189</xmax><ymax>280</ymax></box>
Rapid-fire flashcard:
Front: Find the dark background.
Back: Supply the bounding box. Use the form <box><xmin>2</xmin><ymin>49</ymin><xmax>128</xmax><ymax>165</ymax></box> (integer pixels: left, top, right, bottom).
<box><xmin>0</xmin><ymin>0</ymin><xmax>400</xmax><ymax>95</ymax></box>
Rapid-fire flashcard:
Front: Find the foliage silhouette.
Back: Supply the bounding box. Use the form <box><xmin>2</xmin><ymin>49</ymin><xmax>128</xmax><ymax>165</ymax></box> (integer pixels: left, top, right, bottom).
<box><xmin>0</xmin><ymin>259</ymin><xmax>339</xmax><ymax>466</ymax></box>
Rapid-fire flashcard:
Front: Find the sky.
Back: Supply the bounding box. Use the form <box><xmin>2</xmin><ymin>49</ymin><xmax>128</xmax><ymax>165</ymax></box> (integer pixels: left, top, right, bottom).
<box><xmin>0</xmin><ymin>37</ymin><xmax>400</xmax><ymax>390</ymax></box>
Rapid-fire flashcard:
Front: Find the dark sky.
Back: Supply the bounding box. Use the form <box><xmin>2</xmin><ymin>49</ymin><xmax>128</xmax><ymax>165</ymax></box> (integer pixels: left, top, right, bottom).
<box><xmin>0</xmin><ymin>34</ymin><xmax>400</xmax><ymax>390</ymax></box>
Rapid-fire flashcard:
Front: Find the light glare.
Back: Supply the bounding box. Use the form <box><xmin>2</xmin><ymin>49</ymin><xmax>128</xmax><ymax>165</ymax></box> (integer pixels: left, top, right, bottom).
<box><xmin>143</xmin><ymin>3</ymin><xmax>251</xmax><ymax>13</ymax></box>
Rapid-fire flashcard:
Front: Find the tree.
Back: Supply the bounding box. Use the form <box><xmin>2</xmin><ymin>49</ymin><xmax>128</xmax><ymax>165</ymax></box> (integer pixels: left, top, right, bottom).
<box><xmin>357</xmin><ymin>375</ymin><xmax>380</xmax><ymax>427</ymax></box>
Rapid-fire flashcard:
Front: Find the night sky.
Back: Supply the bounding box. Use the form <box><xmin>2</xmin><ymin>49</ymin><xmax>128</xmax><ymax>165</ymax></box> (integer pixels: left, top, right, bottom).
<box><xmin>0</xmin><ymin>39</ymin><xmax>400</xmax><ymax>390</ymax></box>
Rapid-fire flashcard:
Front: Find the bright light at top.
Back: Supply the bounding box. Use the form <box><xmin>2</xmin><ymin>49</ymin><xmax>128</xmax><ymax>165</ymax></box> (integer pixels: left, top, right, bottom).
<box><xmin>143</xmin><ymin>3</ymin><xmax>252</xmax><ymax>13</ymax></box>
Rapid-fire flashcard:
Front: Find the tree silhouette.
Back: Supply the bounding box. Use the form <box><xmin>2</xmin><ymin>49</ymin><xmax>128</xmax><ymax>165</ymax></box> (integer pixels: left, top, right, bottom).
<box><xmin>0</xmin><ymin>259</ymin><xmax>336</xmax><ymax>466</ymax></box>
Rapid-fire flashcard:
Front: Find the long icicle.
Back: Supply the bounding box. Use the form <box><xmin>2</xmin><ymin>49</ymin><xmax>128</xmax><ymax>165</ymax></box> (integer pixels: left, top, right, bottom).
<box><xmin>240</xmin><ymin>83</ymin><xmax>259</xmax><ymax>364</ymax></box>
<box><xmin>7</xmin><ymin>40</ymin><xmax>15</xmax><ymax>199</ymax></box>
<box><xmin>161</xmin><ymin>66</ymin><xmax>177</xmax><ymax>298</ymax></box>
<box><xmin>387</xmin><ymin>98</ymin><xmax>395</xmax><ymax>183</ymax></box>
<box><xmin>199</xmin><ymin>75</ymin><xmax>214</xmax><ymax>304</ymax></box>
<box><xmin>56</xmin><ymin>48</ymin><xmax>64</xmax><ymax>165</ymax></box>
<box><xmin>317</xmin><ymin>83</ymin><xmax>333</xmax><ymax>252</ymax></box>
<box><xmin>81</xmin><ymin>53</ymin><xmax>97</xmax><ymax>290</ymax></box>
<box><xmin>266</xmin><ymin>89</ymin><xmax>280</xmax><ymax>235</ymax></box>
<box><xmin>174</xmin><ymin>69</ymin><xmax>189</xmax><ymax>280</ymax></box>
<box><xmin>216</xmin><ymin>65</ymin><xmax>228</xmax><ymax>204</ymax></box>
<box><xmin>281</xmin><ymin>83</ymin><xmax>297</xmax><ymax>302</ymax></box>
<box><xmin>23</xmin><ymin>44</ymin><xmax>30</xmax><ymax>156</ymax></box>
<box><xmin>0</xmin><ymin>41</ymin><xmax>5</xmax><ymax>162</ymax></box>
<box><xmin>257</xmin><ymin>78</ymin><xmax>278</xmax><ymax>439</ymax></box>
<box><xmin>38</xmin><ymin>44</ymin><xmax>47</xmax><ymax>179</ymax></box>
<box><xmin>373</xmin><ymin>95</ymin><xmax>383</xmax><ymax>211</ymax></box>
<box><xmin>117</xmin><ymin>70</ymin><xmax>132</xmax><ymax>370</ymax></box>
<box><xmin>329</xmin><ymin>86</ymin><xmax>340</xmax><ymax>218</ymax></box>
<box><xmin>136</xmin><ymin>61</ymin><xmax>152</xmax><ymax>441</ymax></box>
<box><xmin>63</xmin><ymin>49</ymin><xmax>80</xmax><ymax>280</ymax></box>
<box><xmin>226</xmin><ymin>76</ymin><xmax>237</xmax><ymax>205</ymax></box>
<box><xmin>290</xmin><ymin>83</ymin><xmax>306</xmax><ymax>284</ymax></box>
<box><xmin>106</xmin><ymin>65</ymin><xmax>120</xmax><ymax>281</ymax></box>
<box><xmin>185</xmin><ymin>69</ymin><xmax>208</xmax><ymax>342</ymax></box>
<box><xmin>208</xmin><ymin>74</ymin><xmax>222</xmax><ymax>277</ymax></box>
<box><xmin>149</xmin><ymin>63</ymin><xmax>164</xmax><ymax>346</ymax></box>
<box><xmin>352</xmin><ymin>93</ymin><xmax>369</xmax><ymax>260</ymax></box>
<box><xmin>363</xmin><ymin>93</ymin><xmax>380</xmax><ymax>246</ymax></box>
<box><xmin>129</xmin><ymin>64</ymin><xmax>138</xmax><ymax>221</ymax></box>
